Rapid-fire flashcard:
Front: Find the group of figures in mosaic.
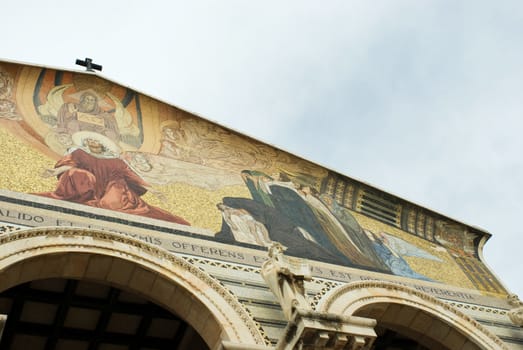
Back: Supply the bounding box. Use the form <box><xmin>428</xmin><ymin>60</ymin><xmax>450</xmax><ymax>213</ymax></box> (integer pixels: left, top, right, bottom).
<box><xmin>0</xmin><ymin>65</ymin><xmax>477</xmax><ymax>286</ymax></box>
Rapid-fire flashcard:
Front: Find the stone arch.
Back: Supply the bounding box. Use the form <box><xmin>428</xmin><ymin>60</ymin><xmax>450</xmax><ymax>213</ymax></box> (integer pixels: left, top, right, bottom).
<box><xmin>317</xmin><ymin>280</ymin><xmax>507</xmax><ymax>350</ymax></box>
<box><xmin>0</xmin><ymin>227</ymin><xmax>266</xmax><ymax>349</ymax></box>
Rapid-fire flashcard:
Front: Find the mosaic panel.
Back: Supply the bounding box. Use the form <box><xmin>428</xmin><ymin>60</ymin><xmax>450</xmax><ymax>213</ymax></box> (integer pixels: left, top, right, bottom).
<box><xmin>0</xmin><ymin>61</ymin><xmax>504</xmax><ymax>295</ymax></box>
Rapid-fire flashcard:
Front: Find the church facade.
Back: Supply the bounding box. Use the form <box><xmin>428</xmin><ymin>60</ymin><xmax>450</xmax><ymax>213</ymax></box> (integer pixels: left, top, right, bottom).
<box><xmin>0</xmin><ymin>59</ymin><xmax>521</xmax><ymax>349</ymax></box>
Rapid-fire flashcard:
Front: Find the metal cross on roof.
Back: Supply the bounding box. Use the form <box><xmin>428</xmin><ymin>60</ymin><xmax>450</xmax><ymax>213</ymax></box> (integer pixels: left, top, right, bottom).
<box><xmin>75</xmin><ymin>57</ymin><xmax>102</xmax><ymax>72</ymax></box>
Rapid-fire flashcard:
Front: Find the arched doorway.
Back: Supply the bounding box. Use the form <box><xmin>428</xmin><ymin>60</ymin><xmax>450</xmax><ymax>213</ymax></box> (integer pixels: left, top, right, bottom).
<box><xmin>0</xmin><ymin>277</ymin><xmax>208</xmax><ymax>349</ymax></box>
<box><xmin>317</xmin><ymin>281</ymin><xmax>508</xmax><ymax>350</ymax></box>
<box><xmin>0</xmin><ymin>227</ymin><xmax>266</xmax><ymax>349</ymax></box>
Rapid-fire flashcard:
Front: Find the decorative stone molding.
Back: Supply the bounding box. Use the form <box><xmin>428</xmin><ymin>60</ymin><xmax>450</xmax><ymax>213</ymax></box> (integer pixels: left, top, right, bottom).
<box><xmin>448</xmin><ymin>301</ymin><xmax>507</xmax><ymax>316</ymax></box>
<box><xmin>507</xmin><ymin>294</ymin><xmax>523</xmax><ymax>327</ymax></box>
<box><xmin>0</xmin><ymin>223</ymin><xmax>24</xmax><ymax>235</ymax></box>
<box><xmin>310</xmin><ymin>280</ymin><xmax>343</xmax><ymax>311</ymax></box>
<box><xmin>182</xmin><ymin>255</ymin><xmax>262</xmax><ymax>274</ymax></box>
<box><xmin>0</xmin><ymin>227</ymin><xmax>267</xmax><ymax>348</ymax></box>
<box><xmin>317</xmin><ymin>280</ymin><xmax>508</xmax><ymax>350</ymax></box>
<box><xmin>182</xmin><ymin>255</ymin><xmax>271</xmax><ymax>345</ymax></box>
<box><xmin>275</xmin><ymin>308</ymin><xmax>376</xmax><ymax>350</ymax></box>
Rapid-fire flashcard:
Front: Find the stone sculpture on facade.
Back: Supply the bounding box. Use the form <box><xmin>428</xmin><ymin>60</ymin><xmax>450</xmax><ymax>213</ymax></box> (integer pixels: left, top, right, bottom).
<box><xmin>508</xmin><ymin>294</ymin><xmax>523</xmax><ymax>327</ymax></box>
<box><xmin>261</xmin><ymin>242</ymin><xmax>312</xmax><ymax>321</ymax></box>
<box><xmin>261</xmin><ymin>242</ymin><xmax>377</xmax><ymax>350</ymax></box>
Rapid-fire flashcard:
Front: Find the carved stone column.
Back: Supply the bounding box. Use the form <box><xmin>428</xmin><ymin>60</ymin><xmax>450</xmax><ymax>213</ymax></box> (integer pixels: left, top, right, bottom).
<box><xmin>275</xmin><ymin>309</ymin><xmax>377</xmax><ymax>350</ymax></box>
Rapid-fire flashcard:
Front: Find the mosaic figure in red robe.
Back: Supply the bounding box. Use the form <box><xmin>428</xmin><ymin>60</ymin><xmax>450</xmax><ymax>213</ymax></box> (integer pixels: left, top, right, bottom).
<box><xmin>36</xmin><ymin>131</ymin><xmax>190</xmax><ymax>226</ymax></box>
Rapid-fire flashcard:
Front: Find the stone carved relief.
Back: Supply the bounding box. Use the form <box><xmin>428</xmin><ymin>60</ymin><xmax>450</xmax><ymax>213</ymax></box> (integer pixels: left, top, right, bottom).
<box><xmin>260</xmin><ymin>242</ymin><xmax>312</xmax><ymax>321</ymax></box>
<box><xmin>508</xmin><ymin>294</ymin><xmax>523</xmax><ymax>327</ymax></box>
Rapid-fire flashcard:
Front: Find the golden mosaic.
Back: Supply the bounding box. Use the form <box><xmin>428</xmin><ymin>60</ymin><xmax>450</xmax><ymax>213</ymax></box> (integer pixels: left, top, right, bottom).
<box><xmin>0</xmin><ymin>60</ymin><xmax>505</xmax><ymax>297</ymax></box>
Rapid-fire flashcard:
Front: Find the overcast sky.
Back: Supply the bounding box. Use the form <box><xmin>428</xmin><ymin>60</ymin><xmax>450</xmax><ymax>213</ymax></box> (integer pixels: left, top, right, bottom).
<box><xmin>3</xmin><ymin>1</ymin><xmax>522</xmax><ymax>297</ymax></box>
